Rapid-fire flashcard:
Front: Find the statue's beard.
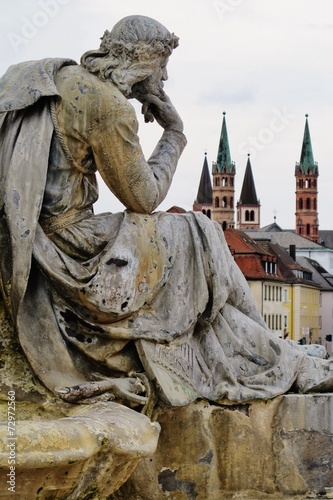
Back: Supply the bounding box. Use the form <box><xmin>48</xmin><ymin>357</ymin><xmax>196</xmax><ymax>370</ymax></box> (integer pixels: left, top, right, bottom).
<box><xmin>130</xmin><ymin>76</ymin><xmax>167</xmax><ymax>123</ymax></box>
<box><xmin>131</xmin><ymin>77</ymin><xmax>165</xmax><ymax>102</ymax></box>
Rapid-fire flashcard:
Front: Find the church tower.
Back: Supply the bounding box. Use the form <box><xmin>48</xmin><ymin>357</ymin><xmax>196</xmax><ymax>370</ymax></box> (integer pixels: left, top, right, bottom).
<box><xmin>237</xmin><ymin>154</ymin><xmax>261</xmax><ymax>229</ymax></box>
<box><xmin>211</xmin><ymin>112</ymin><xmax>236</xmax><ymax>230</ymax></box>
<box><xmin>193</xmin><ymin>152</ymin><xmax>213</xmax><ymax>218</ymax></box>
<box><xmin>295</xmin><ymin>115</ymin><xmax>319</xmax><ymax>243</ymax></box>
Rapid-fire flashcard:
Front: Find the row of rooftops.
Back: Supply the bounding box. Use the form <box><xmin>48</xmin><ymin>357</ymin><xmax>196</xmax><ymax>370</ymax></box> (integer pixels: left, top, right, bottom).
<box><xmin>224</xmin><ymin>226</ymin><xmax>333</xmax><ymax>291</ymax></box>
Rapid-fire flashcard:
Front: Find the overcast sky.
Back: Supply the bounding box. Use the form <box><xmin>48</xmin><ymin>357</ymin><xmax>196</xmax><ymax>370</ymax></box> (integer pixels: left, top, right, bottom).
<box><xmin>1</xmin><ymin>0</ymin><xmax>333</xmax><ymax>229</ymax></box>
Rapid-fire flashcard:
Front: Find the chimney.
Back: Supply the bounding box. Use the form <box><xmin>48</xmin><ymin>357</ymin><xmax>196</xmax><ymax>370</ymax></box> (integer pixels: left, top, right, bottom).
<box><xmin>289</xmin><ymin>245</ymin><xmax>296</xmax><ymax>261</ymax></box>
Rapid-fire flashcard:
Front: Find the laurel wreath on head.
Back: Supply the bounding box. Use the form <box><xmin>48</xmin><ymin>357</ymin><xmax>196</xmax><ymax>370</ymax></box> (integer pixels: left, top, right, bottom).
<box><xmin>100</xmin><ymin>31</ymin><xmax>179</xmax><ymax>61</ymax></box>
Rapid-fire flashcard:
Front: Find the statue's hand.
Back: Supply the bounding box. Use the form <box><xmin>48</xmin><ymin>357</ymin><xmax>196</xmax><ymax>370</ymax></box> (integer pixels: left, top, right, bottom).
<box><xmin>141</xmin><ymin>93</ymin><xmax>184</xmax><ymax>133</ymax></box>
<box><xmin>55</xmin><ymin>376</ymin><xmax>148</xmax><ymax>404</ymax></box>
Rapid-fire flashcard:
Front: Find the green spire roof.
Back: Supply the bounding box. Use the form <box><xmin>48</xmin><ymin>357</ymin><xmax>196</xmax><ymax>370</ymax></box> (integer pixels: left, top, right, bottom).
<box><xmin>212</xmin><ymin>112</ymin><xmax>235</xmax><ymax>174</ymax></box>
<box><xmin>195</xmin><ymin>153</ymin><xmax>212</xmax><ymax>204</ymax></box>
<box><xmin>296</xmin><ymin>114</ymin><xmax>318</xmax><ymax>174</ymax></box>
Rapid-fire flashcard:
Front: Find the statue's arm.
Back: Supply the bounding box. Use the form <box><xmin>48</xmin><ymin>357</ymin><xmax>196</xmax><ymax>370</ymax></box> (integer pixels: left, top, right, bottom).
<box><xmin>89</xmin><ymin>100</ymin><xmax>187</xmax><ymax>214</ymax></box>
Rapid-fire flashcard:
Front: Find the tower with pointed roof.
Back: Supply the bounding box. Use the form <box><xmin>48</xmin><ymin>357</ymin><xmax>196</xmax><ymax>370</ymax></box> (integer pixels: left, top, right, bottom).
<box><xmin>295</xmin><ymin>115</ymin><xmax>319</xmax><ymax>243</ymax></box>
<box><xmin>211</xmin><ymin>112</ymin><xmax>236</xmax><ymax>230</ymax></box>
<box><xmin>193</xmin><ymin>152</ymin><xmax>213</xmax><ymax>218</ymax></box>
<box><xmin>237</xmin><ymin>154</ymin><xmax>261</xmax><ymax>229</ymax></box>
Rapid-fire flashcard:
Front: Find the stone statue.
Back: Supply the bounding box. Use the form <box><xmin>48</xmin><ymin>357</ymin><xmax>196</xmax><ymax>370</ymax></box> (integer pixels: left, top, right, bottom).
<box><xmin>0</xmin><ymin>15</ymin><xmax>333</xmax><ymax>410</ymax></box>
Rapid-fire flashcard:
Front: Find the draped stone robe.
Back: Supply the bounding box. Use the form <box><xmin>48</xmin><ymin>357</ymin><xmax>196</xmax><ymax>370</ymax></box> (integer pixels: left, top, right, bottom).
<box><xmin>0</xmin><ymin>59</ymin><xmax>332</xmax><ymax>406</ymax></box>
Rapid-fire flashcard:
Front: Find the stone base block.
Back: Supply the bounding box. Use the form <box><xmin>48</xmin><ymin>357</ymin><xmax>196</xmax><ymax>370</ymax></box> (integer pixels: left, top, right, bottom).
<box><xmin>0</xmin><ymin>402</ymin><xmax>160</xmax><ymax>500</ymax></box>
<box><xmin>112</xmin><ymin>395</ymin><xmax>333</xmax><ymax>499</ymax></box>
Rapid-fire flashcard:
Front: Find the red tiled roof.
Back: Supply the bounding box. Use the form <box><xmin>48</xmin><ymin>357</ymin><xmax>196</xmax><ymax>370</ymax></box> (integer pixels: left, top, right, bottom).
<box><xmin>225</xmin><ymin>229</ymin><xmax>283</xmax><ymax>281</ymax></box>
<box><xmin>225</xmin><ymin>229</ymin><xmax>273</xmax><ymax>257</ymax></box>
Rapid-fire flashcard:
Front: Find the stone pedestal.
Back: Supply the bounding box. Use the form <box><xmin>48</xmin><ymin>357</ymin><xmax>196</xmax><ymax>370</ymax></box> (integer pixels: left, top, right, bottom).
<box><xmin>112</xmin><ymin>395</ymin><xmax>333</xmax><ymax>500</ymax></box>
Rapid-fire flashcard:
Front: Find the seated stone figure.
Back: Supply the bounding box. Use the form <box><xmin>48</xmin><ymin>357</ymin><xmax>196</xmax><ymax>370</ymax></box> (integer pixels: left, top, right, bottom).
<box><xmin>0</xmin><ymin>15</ymin><xmax>332</xmax><ymax>409</ymax></box>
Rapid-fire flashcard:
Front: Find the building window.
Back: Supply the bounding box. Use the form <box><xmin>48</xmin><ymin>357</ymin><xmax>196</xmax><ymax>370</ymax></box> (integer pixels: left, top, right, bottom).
<box><xmin>222</xmin><ymin>221</ymin><xmax>227</xmax><ymax>231</ymax></box>
<box><xmin>284</xmin><ymin>316</ymin><xmax>287</xmax><ymax>328</ymax></box>
<box><xmin>230</xmin><ymin>178</ymin><xmax>234</xmax><ymax>187</ymax></box>
<box><xmin>306</xmin><ymin>198</ymin><xmax>311</xmax><ymax>210</ymax></box>
<box><xmin>299</xmin><ymin>179</ymin><xmax>304</xmax><ymax>188</ymax></box>
<box><xmin>264</xmin><ymin>285</ymin><xmax>267</xmax><ymax>300</ymax></box>
<box><xmin>230</xmin><ymin>197</ymin><xmax>234</xmax><ymax>208</ymax></box>
<box><xmin>299</xmin><ymin>198</ymin><xmax>303</xmax><ymax>210</ymax></box>
<box><xmin>207</xmin><ymin>209</ymin><xmax>211</xmax><ymax>219</ymax></box>
<box><xmin>306</xmin><ymin>223</ymin><xmax>310</xmax><ymax>235</ymax></box>
<box><xmin>250</xmin><ymin>210</ymin><xmax>255</xmax><ymax>221</ymax></box>
<box><xmin>314</xmin><ymin>198</ymin><xmax>317</xmax><ymax>210</ymax></box>
<box><xmin>222</xmin><ymin>177</ymin><xmax>228</xmax><ymax>186</ymax></box>
<box><xmin>222</xmin><ymin>196</ymin><xmax>227</xmax><ymax>208</ymax></box>
<box><xmin>215</xmin><ymin>177</ymin><xmax>220</xmax><ymax>187</ymax></box>
<box><xmin>215</xmin><ymin>197</ymin><xmax>219</xmax><ymax>208</ymax></box>
<box><xmin>245</xmin><ymin>210</ymin><xmax>250</xmax><ymax>221</ymax></box>
<box><xmin>305</xmin><ymin>179</ymin><xmax>311</xmax><ymax>188</ymax></box>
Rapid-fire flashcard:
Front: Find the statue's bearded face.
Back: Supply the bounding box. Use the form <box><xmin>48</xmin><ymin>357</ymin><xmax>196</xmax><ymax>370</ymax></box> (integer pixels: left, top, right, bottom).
<box><xmin>129</xmin><ymin>56</ymin><xmax>169</xmax><ymax>101</ymax></box>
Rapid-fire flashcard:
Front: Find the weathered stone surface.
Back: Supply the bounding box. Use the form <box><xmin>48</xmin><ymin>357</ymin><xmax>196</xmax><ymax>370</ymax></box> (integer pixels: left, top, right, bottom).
<box><xmin>0</xmin><ymin>401</ymin><xmax>160</xmax><ymax>499</ymax></box>
<box><xmin>0</xmin><ymin>301</ymin><xmax>160</xmax><ymax>499</ymax></box>
<box><xmin>112</xmin><ymin>396</ymin><xmax>333</xmax><ymax>500</ymax></box>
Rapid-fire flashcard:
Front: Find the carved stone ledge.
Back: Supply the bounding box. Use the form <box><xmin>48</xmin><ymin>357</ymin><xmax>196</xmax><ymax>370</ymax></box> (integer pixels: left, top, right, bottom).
<box><xmin>0</xmin><ymin>401</ymin><xmax>160</xmax><ymax>499</ymax></box>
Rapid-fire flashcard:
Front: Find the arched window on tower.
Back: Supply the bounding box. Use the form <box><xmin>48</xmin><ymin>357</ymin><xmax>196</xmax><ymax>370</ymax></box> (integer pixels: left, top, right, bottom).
<box><xmin>314</xmin><ymin>198</ymin><xmax>317</xmax><ymax>210</ymax></box>
<box><xmin>222</xmin><ymin>196</ymin><xmax>227</xmax><ymax>208</ymax></box>
<box><xmin>306</xmin><ymin>198</ymin><xmax>311</xmax><ymax>210</ymax></box>
<box><xmin>230</xmin><ymin>197</ymin><xmax>234</xmax><ymax>208</ymax></box>
<box><xmin>305</xmin><ymin>179</ymin><xmax>311</xmax><ymax>188</ymax></box>
<box><xmin>306</xmin><ymin>224</ymin><xmax>310</xmax><ymax>235</ymax></box>
<box><xmin>202</xmin><ymin>209</ymin><xmax>206</xmax><ymax>215</ymax></box>
<box><xmin>215</xmin><ymin>197</ymin><xmax>219</xmax><ymax>208</ymax></box>
<box><xmin>222</xmin><ymin>221</ymin><xmax>227</xmax><ymax>231</ymax></box>
<box><xmin>215</xmin><ymin>177</ymin><xmax>220</xmax><ymax>187</ymax></box>
<box><xmin>313</xmin><ymin>179</ymin><xmax>317</xmax><ymax>188</ymax></box>
<box><xmin>230</xmin><ymin>178</ymin><xmax>234</xmax><ymax>187</ymax></box>
<box><xmin>299</xmin><ymin>198</ymin><xmax>303</xmax><ymax>210</ymax></box>
<box><xmin>250</xmin><ymin>210</ymin><xmax>255</xmax><ymax>221</ymax></box>
<box><xmin>222</xmin><ymin>177</ymin><xmax>228</xmax><ymax>186</ymax></box>
<box><xmin>299</xmin><ymin>179</ymin><xmax>304</xmax><ymax>188</ymax></box>
<box><xmin>207</xmin><ymin>209</ymin><xmax>211</xmax><ymax>219</ymax></box>
<box><xmin>245</xmin><ymin>210</ymin><xmax>250</xmax><ymax>221</ymax></box>
<box><xmin>298</xmin><ymin>227</ymin><xmax>302</xmax><ymax>235</ymax></box>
